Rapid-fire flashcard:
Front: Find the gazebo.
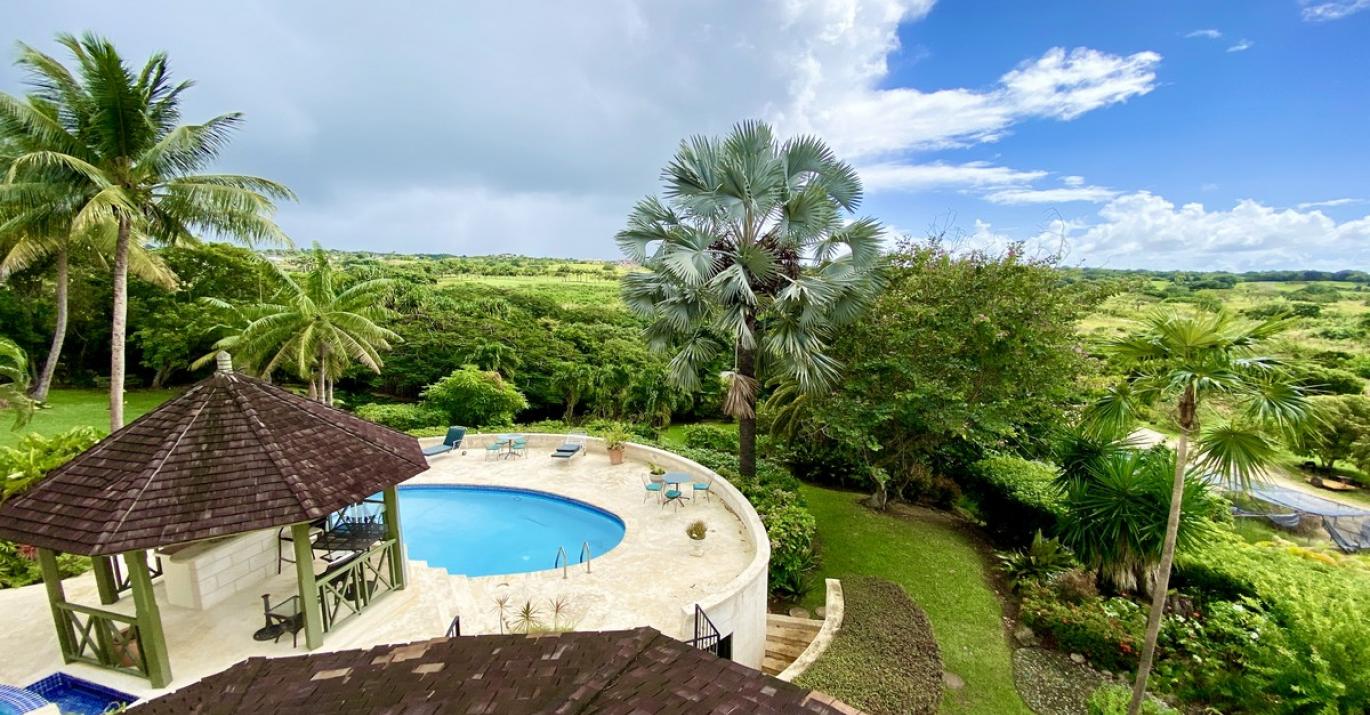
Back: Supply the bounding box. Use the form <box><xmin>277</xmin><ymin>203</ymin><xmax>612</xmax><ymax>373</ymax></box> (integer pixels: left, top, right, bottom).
<box><xmin>0</xmin><ymin>354</ymin><xmax>428</xmax><ymax>688</ymax></box>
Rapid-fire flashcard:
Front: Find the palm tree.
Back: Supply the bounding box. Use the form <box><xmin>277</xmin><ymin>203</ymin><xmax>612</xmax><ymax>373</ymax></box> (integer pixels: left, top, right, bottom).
<box><xmin>1057</xmin><ymin>444</ymin><xmax>1217</xmax><ymax>594</ymax></box>
<box><xmin>1083</xmin><ymin>310</ymin><xmax>1310</xmax><ymax>715</ymax></box>
<box><xmin>0</xmin><ymin>34</ymin><xmax>292</xmax><ymax>429</ymax></box>
<box><xmin>616</xmin><ymin>121</ymin><xmax>884</xmax><ymax>478</ymax></box>
<box><xmin>207</xmin><ymin>244</ymin><xmax>399</xmax><ymax>404</ymax></box>
<box><xmin>0</xmin><ymin>220</ymin><xmax>178</xmax><ymax>401</ymax></box>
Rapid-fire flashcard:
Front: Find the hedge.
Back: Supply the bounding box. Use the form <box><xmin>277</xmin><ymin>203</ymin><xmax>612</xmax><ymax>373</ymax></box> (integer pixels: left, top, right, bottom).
<box><xmin>796</xmin><ymin>577</ymin><xmax>943</xmax><ymax>715</ymax></box>
<box><xmin>354</xmin><ymin>402</ymin><xmax>446</xmax><ymax>431</ymax></box>
<box><xmin>970</xmin><ymin>455</ymin><xmax>1065</xmax><ymax>546</ymax></box>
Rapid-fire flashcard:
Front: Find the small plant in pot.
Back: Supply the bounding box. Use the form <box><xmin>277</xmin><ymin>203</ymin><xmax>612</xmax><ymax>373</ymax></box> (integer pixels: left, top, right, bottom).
<box><xmin>686</xmin><ymin>520</ymin><xmax>708</xmax><ymax>557</ymax></box>
<box><xmin>602</xmin><ymin>423</ymin><xmax>631</xmax><ymax>465</ymax></box>
<box><xmin>648</xmin><ymin>462</ymin><xmax>666</xmax><ymax>482</ymax></box>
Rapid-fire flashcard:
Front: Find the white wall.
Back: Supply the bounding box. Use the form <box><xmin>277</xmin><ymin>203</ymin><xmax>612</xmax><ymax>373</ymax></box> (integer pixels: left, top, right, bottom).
<box><xmin>160</xmin><ymin>528</ymin><xmax>278</xmax><ymax>610</ymax></box>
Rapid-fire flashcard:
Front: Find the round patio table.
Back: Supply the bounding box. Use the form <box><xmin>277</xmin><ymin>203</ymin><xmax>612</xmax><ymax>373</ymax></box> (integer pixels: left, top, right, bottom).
<box><xmin>662</xmin><ymin>472</ymin><xmax>692</xmax><ymax>500</ymax></box>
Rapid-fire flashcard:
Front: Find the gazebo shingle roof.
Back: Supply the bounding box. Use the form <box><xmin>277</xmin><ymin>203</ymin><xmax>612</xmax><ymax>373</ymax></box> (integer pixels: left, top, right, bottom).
<box><xmin>0</xmin><ymin>369</ymin><xmax>428</xmax><ymax>556</ymax></box>
<box><xmin>127</xmin><ymin>627</ymin><xmax>861</xmax><ymax>714</ymax></box>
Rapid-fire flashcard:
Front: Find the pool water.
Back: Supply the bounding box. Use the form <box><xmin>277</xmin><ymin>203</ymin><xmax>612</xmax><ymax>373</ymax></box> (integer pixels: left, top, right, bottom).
<box><xmin>398</xmin><ymin>485</ymin><xmax>626</xmax><ymax>577</ymax></box>
<box><xmin>24</xmin><ymin>674</ymin><xmax>135</xmax><ymax>715</ymax></box>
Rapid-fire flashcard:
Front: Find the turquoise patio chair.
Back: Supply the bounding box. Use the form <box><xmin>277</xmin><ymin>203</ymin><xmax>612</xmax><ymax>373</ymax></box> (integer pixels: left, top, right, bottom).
<box><xmin>642</xmin><ymin>475</ymin><xmax>664</xmax><ymax>503</ymax></box>
<box><xmin>485</xmin><ymin>440</ymin><xmax>505</xmax><ymax>460</ymax></box>
<box><xmin>510</xmin><ymin>437</ymin><xmax>527</xmax><ymax>459</ymax></box>
<box><xmin>662</xmin><ymin>487</ymin><xmax>684</xmax><ymax>511</ymax></box>
<box><xmin>692</xmin><ymin>474</ymin><xmax>713</xmax><ymax>502</ymax></box>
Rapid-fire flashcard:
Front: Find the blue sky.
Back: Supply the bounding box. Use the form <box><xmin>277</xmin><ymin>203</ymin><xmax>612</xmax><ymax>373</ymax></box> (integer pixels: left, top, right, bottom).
<box><xmin>858</xmin><ymin>1</ymin><xmax>1370</xmax><ymax>268</ymax></box>
<box><xmin>5</xmin><ymin>1</ymin><xmax>1369</xmax><ymax>269</ymax></box>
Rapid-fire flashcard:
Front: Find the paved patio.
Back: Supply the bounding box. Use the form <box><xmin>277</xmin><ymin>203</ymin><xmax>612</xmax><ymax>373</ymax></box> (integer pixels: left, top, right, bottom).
<box><xmin>0</xmin><ymin>442</ymin><xmax>757</xmax><ymax>698</ymax></box>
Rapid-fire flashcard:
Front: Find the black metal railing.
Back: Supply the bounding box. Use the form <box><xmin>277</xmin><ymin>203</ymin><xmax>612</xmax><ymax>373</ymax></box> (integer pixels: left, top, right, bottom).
<box><xmin>685</xmin><ymin>604</ymin><xmax>721</xmax><ymax>656</ymax></box>
<box><xmin>55</xmin><ymin>602</ymin><xmax>148</xmax><ymax>678</ymax></box>
<box><xmin>447</xmin><ymin>616</ymin><xmax>462</xmax><ymax>638</ymax></box>
<box><xmin>110</xmin><ymin>555</ymin><xmax>163</xmax><ymax>596</ymax></box>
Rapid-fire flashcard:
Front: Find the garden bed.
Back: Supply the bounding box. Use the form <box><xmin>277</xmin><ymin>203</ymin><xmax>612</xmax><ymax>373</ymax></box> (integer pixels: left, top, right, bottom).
<box><xmin>796</xmin><ymin>576</ymin><xmax>943</xmax><ymax>715</ymax></box>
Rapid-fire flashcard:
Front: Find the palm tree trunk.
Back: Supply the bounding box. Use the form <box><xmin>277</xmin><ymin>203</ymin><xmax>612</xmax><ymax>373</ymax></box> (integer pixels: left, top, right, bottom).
<box><xmin>109</xmin><ymin>217</ymin><xmax>131</xmax><ymax>431</ymax></box>
<box><xmin>30</xmin><ymin>246</ymin><xmax>69</xmax><ymax>402</ymax></box>
<box><xmin>737</xmin><ymin>342</ymin><xmax>756</xmax><ymax>480</ymax></box>
<box><xmin>1128</xmin><ymin>387</ymin><xmax>1194</xmax><ymax>715</ymax></box>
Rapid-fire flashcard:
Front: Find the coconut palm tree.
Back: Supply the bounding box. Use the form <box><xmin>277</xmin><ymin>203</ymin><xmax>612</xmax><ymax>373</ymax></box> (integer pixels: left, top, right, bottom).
<box><xmin>616</xmin><ymin>121</ymin><xmax>884</xmax><ymax>478</ymax></box>
<box><xmin>0</xmin><ymin>220</ymin><xmax>178</xmax><ymax>401</ymax></box>
<box><xmin>206</xmin><ymin>244</ymin><xmax>399</xmax><ymax>404</ymax></box>
<box><xmin>0</xmin><ymin>33</ymin><xmax>292</xmax><ymax>429</ymax></box>
<box><xmin>1083</xmin><ymin>310</ymin><xmax>1310</xmax><ymax>715</ymax></box>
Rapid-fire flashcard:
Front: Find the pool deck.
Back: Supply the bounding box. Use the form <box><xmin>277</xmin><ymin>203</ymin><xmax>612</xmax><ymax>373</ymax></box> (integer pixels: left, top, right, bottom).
<box><xmin>0</xmin><ymin>440</ymin><xmax>758</xmax><ymax>698</ymax></box>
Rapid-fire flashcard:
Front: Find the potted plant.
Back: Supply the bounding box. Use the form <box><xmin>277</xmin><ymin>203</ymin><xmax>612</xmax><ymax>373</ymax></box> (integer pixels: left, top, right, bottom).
<box><xmin>686</xmin><ymin>520</ymin><xmax>708</xmax><ymax>557</ymax></box>
<box><xmin>603</xmin><ymin>423</ymin><xmax>631</xmax><ymax>465</ymax></box>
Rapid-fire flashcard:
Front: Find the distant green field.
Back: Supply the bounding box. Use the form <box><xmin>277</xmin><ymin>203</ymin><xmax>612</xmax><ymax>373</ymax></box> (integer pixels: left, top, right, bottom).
<box><xmin>1</xmin><ymin>389</ymin><xmax>179</xmax><ymax>449</ymax></box>
<box><xmin>436</xmin><ymin>274</ymin><xmax>624</xmax><ymax>310</ymax></box>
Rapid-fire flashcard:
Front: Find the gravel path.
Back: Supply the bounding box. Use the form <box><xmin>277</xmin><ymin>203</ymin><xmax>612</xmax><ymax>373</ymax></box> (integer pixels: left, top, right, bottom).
<box><xmin>1012</xmin><ymin>647</ymin><xmax>1106</xmax><ymax>715</ymax></box>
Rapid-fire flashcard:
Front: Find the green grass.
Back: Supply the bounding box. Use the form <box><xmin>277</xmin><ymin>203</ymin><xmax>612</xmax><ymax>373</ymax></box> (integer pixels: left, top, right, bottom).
<box><xmin>435</xmin><ymin>274</ymin><xmax>624</xmax><ymax>310</ymax></box>
<box><xmin>800</xmin><ymin>484</ymin><xmax>1030</xmax><ymax>715</ymax></box>
<box><xmin>657</xmin><ymin>420</ymin><xmax>735</xmax><ymax>449</ymax></box>
<box><xmin>1</xmin><ymin>388</ymin><xmax>179</xmax><ymax>448</ymax></box>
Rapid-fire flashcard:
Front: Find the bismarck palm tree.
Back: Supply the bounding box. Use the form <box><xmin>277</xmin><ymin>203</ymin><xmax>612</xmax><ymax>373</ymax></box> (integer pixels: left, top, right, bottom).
<box><xmin>0</xmin><ymin>34</ymin><xmax>292</xmax><ymax>429</ymax></box>
<box><xmin>616</xmin><ymin>121</ymin><xmax>884</xmax><ymax>478</ymax></box>
<box><xmin>207</xmin><ymin>244</ymin><xmax>399</xmax><ymax>404</ymax></box>
<box><xmin>1083</xmin><ymin>310</ymin><xmax>1310</xmax><ymax>715</ymax></box>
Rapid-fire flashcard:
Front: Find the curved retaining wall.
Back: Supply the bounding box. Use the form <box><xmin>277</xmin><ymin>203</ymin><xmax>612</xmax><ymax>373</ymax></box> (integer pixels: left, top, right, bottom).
<box><xmin>776</xmin><ymin>578</ymin><xmax>845</xmax><ymax>682</ymax></box>
<box><xmin>420</xmin><ymin>431</ymin><xmax>771</xmax><ymax>669</ymax></box>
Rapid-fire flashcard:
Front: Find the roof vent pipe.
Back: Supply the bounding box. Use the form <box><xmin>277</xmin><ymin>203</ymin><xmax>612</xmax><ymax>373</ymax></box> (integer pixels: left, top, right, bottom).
<box><xmin>216</xmin><ymin>351</ymin><xmax>233</xmax><ymax>373</ymax></box>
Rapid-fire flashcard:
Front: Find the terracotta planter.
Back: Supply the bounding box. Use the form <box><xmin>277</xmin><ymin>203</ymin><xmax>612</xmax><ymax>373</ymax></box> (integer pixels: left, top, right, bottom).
<box><xmin>608</xmin><ymin>447</ymin><xmax>625</xmax><ymax>465</ymax></box>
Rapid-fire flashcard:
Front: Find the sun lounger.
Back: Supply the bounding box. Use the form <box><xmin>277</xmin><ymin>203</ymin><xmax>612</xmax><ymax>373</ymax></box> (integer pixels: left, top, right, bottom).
<box><xmin>422</xmin><ymin>426</ymin><xmax>467</xmax><ymax>457</ymax></box>
<box><xmin>550</xmin><ymin>431</ymin><xmax>588</xmax><ymax>461</ymax></box>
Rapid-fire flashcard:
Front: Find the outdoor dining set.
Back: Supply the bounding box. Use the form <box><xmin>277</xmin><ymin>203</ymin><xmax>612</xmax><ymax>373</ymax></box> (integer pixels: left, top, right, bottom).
<box><xmin>642</xmin><ymin>470</ymin><xmax>712</xmax><ymax>510</ymax></box>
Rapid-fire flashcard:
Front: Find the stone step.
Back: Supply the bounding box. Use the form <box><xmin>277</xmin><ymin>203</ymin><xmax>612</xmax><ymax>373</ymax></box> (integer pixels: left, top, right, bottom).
<box><xmin>767</xmin><ymin>613</ymin><xmax>823</xmax><ymax>630</ymax></box>
<box><xmin>766</xmin><ymin>645</ymin><xmax>809</xmax><ymax>663</ymax></box>
<box><xmin>762</xmin><ymin>654</ymin><xmax>790</xmax><ymax>676</ymax></box>
<box><xmin>766</xmin><ymin>630</ymin><xmax>817</xmax><ymax>649</ymax></box>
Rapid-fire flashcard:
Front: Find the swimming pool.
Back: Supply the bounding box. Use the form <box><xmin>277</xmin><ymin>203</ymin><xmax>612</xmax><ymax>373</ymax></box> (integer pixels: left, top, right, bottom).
<box><xmin>397</xmin><ymin>485</ymin><xmax>626</xmax><ymax>577</ymax></box>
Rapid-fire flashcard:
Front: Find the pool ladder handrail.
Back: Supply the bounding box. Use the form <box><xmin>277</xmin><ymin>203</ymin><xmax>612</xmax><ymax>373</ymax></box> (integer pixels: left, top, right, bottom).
<box><xmin>553</xmin><ymin>542</ymin><xmax>593</xmax><ymax>579</ymax></box>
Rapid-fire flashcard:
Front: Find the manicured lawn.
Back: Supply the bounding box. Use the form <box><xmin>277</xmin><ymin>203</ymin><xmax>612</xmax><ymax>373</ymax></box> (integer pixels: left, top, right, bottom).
<box><xmin>800</xmin><ymin>484</ymin><xmax>1030</xmax><ymax>715</ymax></box>
<box><xmin>657</xmin><ymin>420</ymin><xmax>736</xmax><ymax>449</ymax></box>
<box><xmin>0</xmin><ymin>388</ymin><xmax>180</xmax><ymax>448</ymax></box>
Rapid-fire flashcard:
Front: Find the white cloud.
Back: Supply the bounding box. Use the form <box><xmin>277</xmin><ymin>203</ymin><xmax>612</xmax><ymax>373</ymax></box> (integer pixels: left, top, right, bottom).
<box><xmin>1297</xmin><ymin>198</ymin><xmax>1363</xmax><ymax>209</ymax></box>
<box><xmin>859</xmin><ymin>161</ymin><xmax>1046</xmax><ymax>191</ymax></box>
<box><xmin>1185</xmin><ymin>29</ymin><xmax>1223</xmax><ymax>39</ymax></box>
<box><xmin>1045</xmin><ymin>191</ymin><xmax>1370</xmax><ymax>269</ymax></box>
<box><xmin>783</xmin><ymin>45</ymin><xmax>1162</xmax><ymax>158</ymax></box>
<box><xmin>1226</xmin><ymin>39</ymin><xmax>1254</xmax><ymax>52</ymax></box>
<box><xmin>1301</xmin><ymin>0</ymin><xmax>1370</xmax><ymax>21</ymax></box>
<box><xmin>1062</xmin><ymin>175</ymin><xmax>1086</xmax><ymax>187</ymax></box>
<box><xmin>985</xmin><ymin>185</ymin><xmax>1120</xmax><ymax>205</ymax></box>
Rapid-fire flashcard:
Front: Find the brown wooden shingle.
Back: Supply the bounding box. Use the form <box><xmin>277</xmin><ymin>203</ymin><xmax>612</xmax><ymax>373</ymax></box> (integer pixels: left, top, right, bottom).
<box><xmin>127</xmin><ymin>628</ymin><xmax>860</xmax><ymax>714</ymax></box>
<box><xmin>0</xmin><ymin>370</ymin><xmax>428</xmax><ymax>555</ymax></box>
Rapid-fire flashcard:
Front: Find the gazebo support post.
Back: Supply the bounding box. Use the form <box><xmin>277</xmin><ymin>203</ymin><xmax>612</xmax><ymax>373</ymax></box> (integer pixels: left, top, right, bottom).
<box><xmin>291</xmin><ymin>522</ymin><xmax>325</xmax><ymax>649</ymax></box>
<box><xmin>382</xmin><ymin>486</ymin><xmax>407</xmax><ymax>590</ymax></box>
<box><xmin>91</xmin><ymin>556</ymin><xmax>119</xmax><ymax>604</ymax></box>
<box><xmin>37</xmin><ymin>548</ymin><xmax>77</xmax><ymax>662</ymax></box>
<box><xmin>125</xmin><ymin>549</ymin><xmax>172</xmax><ymax>688</ymax></box>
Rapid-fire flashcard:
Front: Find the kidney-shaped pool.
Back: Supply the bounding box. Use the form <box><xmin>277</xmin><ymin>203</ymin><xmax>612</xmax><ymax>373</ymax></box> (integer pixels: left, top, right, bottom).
<box><xmin>397</xmin><ymin>485</ymin><xmax>626</xmax><ymax>577</ymax></box>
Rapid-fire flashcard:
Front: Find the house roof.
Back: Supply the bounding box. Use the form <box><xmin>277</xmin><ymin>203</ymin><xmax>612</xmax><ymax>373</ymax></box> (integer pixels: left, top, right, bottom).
<box><xmin>0</xmin><ymin>364</ymin><xmax>428</xmax><ymax>556</ymax></box>
<box><xmin>127</xmin><ymin>627</ymin><xmax>859</xmax><ymax>715</ymax></box>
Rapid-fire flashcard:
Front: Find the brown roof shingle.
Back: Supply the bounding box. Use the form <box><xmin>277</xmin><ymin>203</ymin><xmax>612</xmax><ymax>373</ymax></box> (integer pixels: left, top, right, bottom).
<box><xmin>0</xmin><ymin>370</ymin><xmax>428</xmax><ymax>555</ymax></box>
<box><xmin>128</xmin><ymin>628</ymin><xmax>860</xmax><ymax>715</ymax></box>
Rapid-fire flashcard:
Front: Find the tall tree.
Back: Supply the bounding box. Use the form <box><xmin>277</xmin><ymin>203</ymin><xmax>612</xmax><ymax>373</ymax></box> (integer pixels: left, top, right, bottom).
<box><xmin>0</xmin><ymin>337</ymin><xmax>34</xmax><ymax>427</ymax></box>
<box><xmin>208</xmin><ymin>244</ymin><xmax>399</xmax><ymax>404</ymax></box>
<box><xmin>0</xmin><ymin>33</ymin><xmax>292</xmax><ymax>429</ymax></box>
<box><xmin>1084</xmin><ymin>310</ymin><xmax>1310</xmax><ymax>715</ymax></box>
<box><xmin>616</xmin><ymin>121</ymin><xmax>883</xmax><ymax>478</ymax></box>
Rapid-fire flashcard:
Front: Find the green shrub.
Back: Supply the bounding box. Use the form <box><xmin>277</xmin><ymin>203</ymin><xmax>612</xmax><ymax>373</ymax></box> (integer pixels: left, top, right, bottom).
<box><xmin>1019</xmin><ymin>582</ymin><xmax>1145</xmax><ymax>671</ymax></box>
<box><xmin>1</xmin><ymin>426</ymin><xmax>102</xmax><ymax>501</ymax></box>
<box><xmin>421</xmin><ymin>366</ymin><xmax>529</xmax><ymax>427</ymax></box>
<box><xmin>970</xmin><ymin>455</ymin><xmax>1065</xmax><ymax>546</ymax></box>
<box><xmin>1173</xmin><ymin>536</ymin><xmax>1370</xmax><ymax>712</ymax></box>
<box><xmin>796</xmin><ymin>577</ymin><xmax>943</xmax><ymax>715</ymax></box>
<box><xmin>1086</xmin><ymin>684</ymin><xmax>1178</xmax><ymax>715</ymax></box>
<box><xmin>354</xmin><ymin>402</ymin><xmax>446</xmax><ymax>431</ymax></box>
<box><xmin>1</xmin><ymin>427</ymin><xmax>101</xmax><ymax>588</ymax></box>
<box><xmin>1153</xmin><ymin>598</ymin><xmax>1282</xmax><ymax>711</ymax></box>
<box><xmin>681</xmin><ymin>423</ymin><xmax>738</xmax><ymax>452</ymax></box>
<box><xmin>997</xmin><ymin>531</ymin><xmax>1075</xmax><ymax>591</ymax></box>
